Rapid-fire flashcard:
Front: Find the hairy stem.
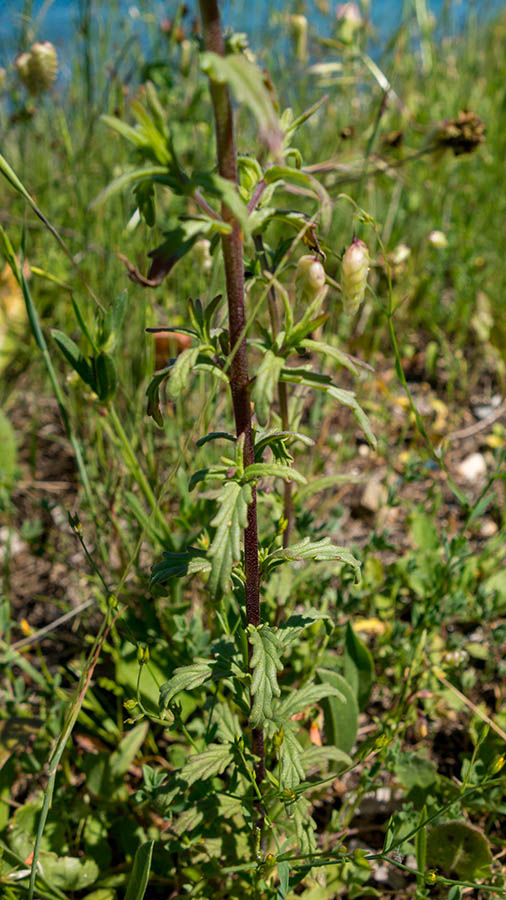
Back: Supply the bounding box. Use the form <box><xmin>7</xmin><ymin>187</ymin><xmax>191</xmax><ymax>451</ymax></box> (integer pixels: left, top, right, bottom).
<box><xmin>198</xmin><ymin>0</ymin><xmax>264</xmax><ymax>789</ymax></box>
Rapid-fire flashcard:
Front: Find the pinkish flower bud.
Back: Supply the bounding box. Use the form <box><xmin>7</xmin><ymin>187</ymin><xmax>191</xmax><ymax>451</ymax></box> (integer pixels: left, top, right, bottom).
<box><xmin>16</xmin><ymin>42</ymin><xmax>58</xmax><ymax>95</ymax></box>
<box><xmin>341</xmin><ymin>237</ymin><xmax>370</xmax><ymax>314</ymax></box>
<box><xmin>295</xmin><ymin>254</ymin><xmax>327</xmax><ymax>303</ymax></box>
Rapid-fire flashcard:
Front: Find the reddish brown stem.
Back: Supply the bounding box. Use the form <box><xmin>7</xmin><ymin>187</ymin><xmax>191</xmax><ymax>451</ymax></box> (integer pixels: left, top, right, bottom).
<box><xmin>198</xmin><ymin>0</ymin><xmax>265</xmax><ymax>789</ymax></box>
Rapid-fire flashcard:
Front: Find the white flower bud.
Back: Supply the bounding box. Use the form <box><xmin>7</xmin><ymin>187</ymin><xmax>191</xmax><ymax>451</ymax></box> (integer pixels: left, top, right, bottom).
<box><xmin>16</xmin><ymin>42</ymin><xmax>58</xmax><ymax>94</ymax></box>
<box><xmin>341</xmin><ymin>237</ymin><xmax>370</xmax><ymax>314</ymax></box>
<box><xmin>295</xmin><ymin>254</ymin><xmax>327</xmax><ymax>303</ymax></box>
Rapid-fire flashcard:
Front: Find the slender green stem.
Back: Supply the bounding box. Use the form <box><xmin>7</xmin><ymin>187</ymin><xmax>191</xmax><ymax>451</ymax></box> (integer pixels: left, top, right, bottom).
<box><xmin>198</xmin><ymin>0</ymin><xmax>264</xmax><ymax>793</ymax></box>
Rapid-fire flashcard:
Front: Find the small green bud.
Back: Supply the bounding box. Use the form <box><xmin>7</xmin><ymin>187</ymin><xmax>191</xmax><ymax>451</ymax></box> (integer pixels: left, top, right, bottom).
<box><xmin>16</xmin><ymin>42</ymin><xmax>58</xmax><ymax>95</ymax></box>
<box><xmin>124</xmin><ymin>698</ymin><xmax>137</xmax><ymax>711</ymax></box>
<box><xmin>341</xmin><ymin>237</ymin><xmax>370</xmax><ymax>314</ymax></box>
<box><xmin>490</xmin><ymin>755</ymin><xmax>505</xmax><ymax>775</ymax></box>
<box><xmin>295</xmin><ymin>254</ymin><xmax>327</xmax><ymax>303</ymax></box>
<box><xmin>289</xmin><ymin>15</ymin><xmax>308</xmax><ymax>63</ymax></box>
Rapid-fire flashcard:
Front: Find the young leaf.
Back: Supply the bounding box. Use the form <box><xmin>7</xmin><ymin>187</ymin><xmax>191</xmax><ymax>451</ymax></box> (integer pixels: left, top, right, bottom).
<box><xmin>344</xmin><ymin>623</ymin><xmax>374</xmax><ymax>711</ymax></box>
<box><xmin>52</xmin><ymin>329</ymin><xmax>95</xmax><ymax>389</ymax></box>
<box><xmin>248</xmin><ymin>625</ymin><xmax>283</xmax><ymax>727</ymax></box>
<box><xmin>159</xmin><ymin>660</ymin><xmax>215</xmax><ymax>710</ymax></box>
<box><xmin>208</xmin><ymin>481</ymin><xmax>252</xmax><ymax>594</ymax></box>
<box><xmin>426</xmin><ymin>822</ymin><xmax>492</xmax><ymax>880</ymax></box>
<box><xmin>124</xmin><ymin>840</ymin><xmax>154</xmax><ymax>900</ymax></box>
<box><xmin>251</xmin><ymin>350</ymin><xmax>285</xmax><ymax>426</ymax></box>
<box><xmin>279</xmin><ymin>725</ymin><xmax>306</xmax><ymax>789</ymax></box>
<box><xmin>180</xmin><ymin>743</ymin><xmax>233</xmax><ymax>788</ymax></box>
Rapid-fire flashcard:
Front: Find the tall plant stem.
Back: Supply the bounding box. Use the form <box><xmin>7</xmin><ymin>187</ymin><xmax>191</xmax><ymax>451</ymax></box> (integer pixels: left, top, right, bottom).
<box><xmin>198</xmin><ymin>0</ymin><xmax>264</xmax><ymax>788</ymax></box>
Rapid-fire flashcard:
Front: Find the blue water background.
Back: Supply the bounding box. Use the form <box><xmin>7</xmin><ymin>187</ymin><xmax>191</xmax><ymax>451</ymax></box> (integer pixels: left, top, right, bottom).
<box><xmin>0</xmin><ymin>0</ymin><xmax>503</xmax><ymax>73</ymax></box>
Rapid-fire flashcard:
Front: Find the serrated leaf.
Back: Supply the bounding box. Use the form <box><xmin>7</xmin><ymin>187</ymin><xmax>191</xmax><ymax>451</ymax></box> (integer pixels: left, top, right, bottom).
<box><xmin>302</xmin><ymin>745</ymin><xmax>352</xmax><ymax>772</ymax></box>
<box><xmin>52</xmin><ymin>329</ymin><xmax>95</xmax><ymax>389</ymax></box>
<box><xmin>215</xmin><ymin>704</ymin><xmax>242</xmax><ymax>744</ymax></box>
<box><xmin>344</xmin><ymin>622</ymin><xmax>374</xmax><ymax>711</ymax></box>
<box><xmin>180</xmin><ymin>743</ymin><xmax>233</xmax><ymax>788</ymax></box>
<box><xmin>290</xmin><ymin>795</ymin><xmax>318</xmax><ymax>857</ymax></box>
<box><xmin>124</xmin><ymin>840</ymin><xmax>154</xmax><ymax>900</ymax></box>
<box><xmin>276</xmin><ymin>681</ymin><xmax>344</xmax><ymax>720</ymax></box>
<box><xmin>266</xmin><ymin>537</ymin><xmax>361</xmax><ymax>582</ymax></box>
<box><xmin>200</xmin><ymin>52</ymin><xmax>281</xmax><ymax>152</ymax></box>
<box><xmin>251</xmin><ymin>350</ymin><xmax>285</xmax><ymax>426</ymax></box>
<box><xmin>171</xmin><ymin>806</ymin><xmax>204</xmax><ymax>837</ymax></box>
<box><xmin>208</xmin><ymin>481</ymin><xmax>252</xmax><ymax>594</ymax></box>
<box><xmin>248</xmin><ymin>625</ymin><xmax>283</xmax><ymax>727</ymax></box>
<box><xmin>159</xmin><ymin>660</ymin><xmax>214</xmax><ymax>710</ymax></box>
<box><xmin>244</xmin><ymin>462</ymin><xmax>306</xmax><ymax>485</ymax></box>
<box><xmin>279</xmin><ymin>726</ymin><xmax>306</xmax><ymax>789</ymax></box>
<box><xmin>277</xmin><ymin>609</ymin><xmax>334</xmax><ymax>648</ymax></box>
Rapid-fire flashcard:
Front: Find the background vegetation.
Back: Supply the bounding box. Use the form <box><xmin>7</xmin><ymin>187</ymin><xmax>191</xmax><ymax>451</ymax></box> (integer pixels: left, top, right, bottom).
<box><xmin>0</xmin><ymin>1</ymin><xmax>505</xmax><ymax>898</ymax></box>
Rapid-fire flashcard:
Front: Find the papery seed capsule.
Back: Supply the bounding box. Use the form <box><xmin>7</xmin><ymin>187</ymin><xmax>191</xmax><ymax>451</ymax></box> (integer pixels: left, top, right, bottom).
<box><xmin>341</xmin><ymin>237</ymin><xmax>370</xmax><ymax>314</ymax></box>
<box><xmin>16</xmin><ymin>42</ymin><xmax>58</xmax><ymax>94</ymax></box>
<box><xmin>289</xmin><ymin>14</ymin><xmax>308</xmax><ymax>63</ymax></box>
<box><xmin>295</xmin><ymin>254</ymin><xmax>327</xmax><ymax>303</ymax></box>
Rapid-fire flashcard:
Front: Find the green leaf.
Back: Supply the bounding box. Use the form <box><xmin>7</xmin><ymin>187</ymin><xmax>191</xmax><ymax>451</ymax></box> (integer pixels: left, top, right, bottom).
<box><xmin>264</xmin><ymin>166</ymin><xmax>313</xmax><ymax>189</ymax></box>
<box><xmin>159</xmin><ymin>660</ymin><xmax>215</xmax><ymax>710</ymax></box>
<box><xmin>124</xmin><ymin>840</ymin><xmax>154</xmax><ymax>900</ymax></box>
<box><xmin>344</xmin><ymin>623</ymin><xmax>374</xmax><ymax>711</ymax></box>
<box><xmin>94</xmin><ymin>352</ymin><xmax>117</xmax><ymax>402</ymax></box>
<box><xmin>52</xmin><ymin>329</ymin><xmax>95</xmax><ymax>389</ymax></box>
<box><xmin>277</xmin><ymin>609</ymin><xmax>334</xmax><ymax>648</ymax></box>
<box><xmin>200</xmin><ymin>52</ymin><xmax>281</xmax><ymax>152</ymax></box>
<box><xmin>266</xmin><ymin>537</ymin><xmax>361</xmax><ymax>582</ymax></box>
<box><xmin>166</xmin><ymin>346</ymin><xmax>200</xmax><ymax>400</ymax></box>
<box><xmin>90</xmin><ymin>164</ymin><xmax>168</xmax><ymax>209</ymax></box>
<box><xmin>151</xmin><ymin>548</ymin><xmax>210</xmax><ymax>586</ymax></box>
<box><xmin>277</xmin><ymin>860</ymin><xmax>290</xmax><ymax>899</ymax></box>
<box><xmin>110</xmin><ymin>722</ymin><xmax>148</xmax><ymax>778</ymax></box>
<box><xmin>290</xmin><ymin>795</ymin><xmax>318</xmax><ymax>857</ymax></box>
<box><xmin>302</xmin><ymin>745</ymin><xmax>352</xmax><ymax>773</ymax></box>
<box><xmin>426</xmin><ymin>822</ymin><xmax>492</xmax><ymax>880</ymax></box>
<box><xmin>37</xmin><ymin>854</ymin><xmax>99</xmax><ymax>892</ymax></box>
<box><xmin>208</xmin><ymin>481</ymin><xmax>252</xmax><ymax>594</ymax></box>
<box><xmin>248</xmin><ymin>625</ymin><xmax>283</xmax><ymax>727</ymax></box>
<box><xmin>415</xmin><ymin>806</ymin><xmax>428</xmax><ymax>877</ymax></box>
<box><xmin>244</xmin><ymin>462</ymin><xmax>307</xmax><ymax>485</ymax></box>
<box><xmin>296</xmin><ymin>473</ymin><xmax>362</xmax><ymax>502</ymax></box>
<box><xmin>180</xmin><ymin>743</ymin><xmax>233</xmax><ymax>788</ymax></box>
<box><xmin>192</xmin><ymin>171</ymin><xmax>250</xmax><ymax>233</ymax></box>
<box><xmin>0</xmin><ymin>410</ymin><xmax>17</xmax><ymax>489</ymax></box>
<box><xmin>251</xmin><ymin>350</ymin><xmax>285</xmax><ymax>426</ymax></box>
<box><xmin>276</xmin><ymin>681</ymin><xmax>345</xmax><ymax>720</ymax></box>
<box><xmin>279</xmin><ymin>726</ymin><xmax>306</xmax><ymax>789</ymax></box>
<box><xmin>315</xmin><ymin>668</ymin><xmax>359</xmax><ymax>754</ymax></box>
<box><xmin>302</xmin><ymin>339</ymin><xmax>374</xmax><ymax>376</ymax></box>
<box><xmin>196</xmin><ymin>431</ymin><xmax>236</xmax><ymax>448</ymax></box>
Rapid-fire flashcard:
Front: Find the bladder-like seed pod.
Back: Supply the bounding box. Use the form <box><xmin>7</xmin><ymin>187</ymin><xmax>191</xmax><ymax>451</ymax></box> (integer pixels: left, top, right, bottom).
<box><xmin>295</xmin><ymin>254</ymin><xmax>327</xmax><ymax>303</ymax></box>
<box><xmin>16</xmin><ymin>42</ymin><xmax>58</xmax><ymax>94</ymax></box>
<box><xmin>341</xmin><ymin>237</ymin><xmax>370</xmax><ymax>314</ymax></box>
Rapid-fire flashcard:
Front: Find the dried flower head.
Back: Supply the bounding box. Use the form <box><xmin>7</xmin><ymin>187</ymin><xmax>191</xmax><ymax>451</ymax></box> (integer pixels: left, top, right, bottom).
<box><xmin>16</xmin><ymin>42</ymin><xmax>58</xmax><ymax>94</ymax></box>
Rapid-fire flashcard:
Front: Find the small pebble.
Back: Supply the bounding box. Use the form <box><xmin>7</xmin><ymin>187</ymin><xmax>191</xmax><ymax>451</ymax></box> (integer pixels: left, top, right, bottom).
<box><xmin>457</xmin><ymin>452</ymin><xmax>486</xmax><ymax>481</ymax></box>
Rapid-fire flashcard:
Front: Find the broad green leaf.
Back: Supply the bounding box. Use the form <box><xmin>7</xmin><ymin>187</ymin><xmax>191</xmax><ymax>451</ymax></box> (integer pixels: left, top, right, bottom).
<box><xmin>200</xmin><ymin>52</ymin><xmax>281</xmax><ymax>152</ymax></box>
<box><xmin>426</xmin><ymin>822</ymin><xmax>491</xmax><ymax>879</ymax></box>
<box><xmin>180</xmin><ymin>743</ymin><xmax>233</xmax><ymax>787</ymax></box>
<box><xmin>277</xmin><ymin>860</ymin><xmax>290</xmax><ymax>899</ymax></box>
<box><xmin>110</xmin><ymin>722</ymin><xmax>148</xmax><ymax>778</ymax></box>
<box><xmin>244</xmin><ymin>462</ymin><xmax>307</xmax><ymax>485</ymax></box>
<box><xmin>302</xmin><ymin>745</ymin><xmax>352</xmax><ymax>772</ymax></box>
<box><xmin>159</xmin><ymin>660</ymin><xmax>214</xmax><ymax>710</ymax></box>
<box><xmin>279</xmin><ymin>726</ymin><xmax>306</xmax><ymax>789</ymax></box>
<box><xmin>316</xmin><ymin>668</ymin><xmax>359</xmax><ymax>754</ymax></box>
<box><xmin>215</xmin><ymin>704</ymin><xmax>242</xmax><ymax>743</ymax></box>
<box><xmin>394</xmin><ymin>752</ymin><xmax>437</xmax><ymax>790</ymax></box>
<box><xmin>124</xmin><ymin>840</ymin><xmax>154</xmax><ymax>900</ymax></box>
<box><xmin>275</xmin><ymin>681</ymin><xmax>344</xmax><ymax>720</ymax></box>
<box><xmin>38</xmin><ymin>854</ymin><xmax>99</xmax><ymax>892</ymax></box>
<box><xmin>171</xmin><ymin>806</ymin><xmax>204</xmax><ymax>837</ymax></box>
<box><xmin>51</xmin><ymin>329</ymin><xmax>95</xmax><ymax>389</ymax></box>
<box><xmin>251</xmin><ymin>350</ymin><xmax>285</xmax><ymax>426</ymax></box>
<box><xmin>208</xmin><ymin>481</ymin><xmax>252</xmax><ymax>594</ymax></box>
<box><xmin>266</xmin><ymin>537</ymin><xmax>361</xmax><ymax>582</ymax></box>
<box><xmin>277</xmin><ymin>609</ymin><xmax>334</xmax><ymax>648</ymax></box>
<box><xmin>344</xmin><ymin>623</ymin><xmax>374</xmax><ymax>711</ymax></box>
<box><xmin>248</xmin><ymin>625</ymin><xmax>283</xmax><ymax>727</ymax></box>
<box><xmin>151</xmin><ymin>549</ymin><xmax>210</xmax><ymax>586</ymax></box>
